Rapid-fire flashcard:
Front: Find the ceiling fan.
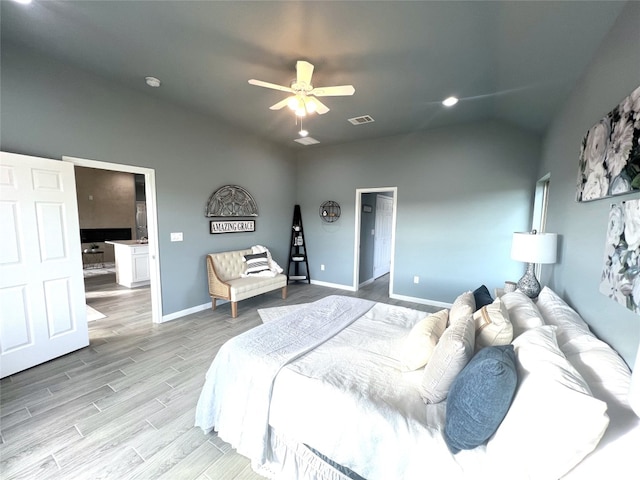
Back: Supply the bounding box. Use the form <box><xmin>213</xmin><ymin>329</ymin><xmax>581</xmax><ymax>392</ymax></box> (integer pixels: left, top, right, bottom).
<box><xmin>248</xmin><ymin>60</ymin><xmax>355</xmax><ymax>117</ymax></box>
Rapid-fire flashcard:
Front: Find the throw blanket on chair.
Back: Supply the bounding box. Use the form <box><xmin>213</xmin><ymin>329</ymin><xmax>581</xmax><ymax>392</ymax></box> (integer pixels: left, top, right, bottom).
<box><xmin>194</xmin><ymin>295</ymin><xmax>376</xmax><ymax>464</ymax></box>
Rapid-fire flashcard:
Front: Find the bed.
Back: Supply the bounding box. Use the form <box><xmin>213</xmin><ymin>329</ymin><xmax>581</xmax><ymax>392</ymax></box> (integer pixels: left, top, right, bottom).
<box><xmin>195</xmin><ymin>289</ymin><xmax>640</xmax><ymax>480</ymax></box>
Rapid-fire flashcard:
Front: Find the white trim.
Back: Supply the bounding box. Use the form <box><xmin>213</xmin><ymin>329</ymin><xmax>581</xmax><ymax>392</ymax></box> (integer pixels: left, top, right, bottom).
<box><xmin>161</xmin><ymin>302</ymin><xmax>211</xmax><ymax>323</ymax></box>
<box><xmin>532</xmin><ymin>173</ymin><xmax>551</xmax><ymax>280</ymax></box>
<box><xmin>310</xmin><ymin>279</ymin><xmax>356</xmax><ymax>291</ymax></box>
<box><xmin>389</xmin><ymin>293</ymin><xmax>452</xmax><ymax>309</ymax></box>
<box><xmin>353</xmin><ymin>187</ymin><xmax>398</xmax><ymax>295</ymax></box>
<box><xmin>62</xmin><ymin>156</ymin><xmax>163</xmax><ymax>324</ymax></box>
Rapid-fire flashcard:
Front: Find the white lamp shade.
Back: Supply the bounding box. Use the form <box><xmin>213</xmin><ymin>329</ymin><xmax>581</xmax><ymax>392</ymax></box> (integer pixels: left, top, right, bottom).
<box><xmin>511</xmin><ymin>232</ymin><xmax>558</xmax><ymax>264</ymax></box>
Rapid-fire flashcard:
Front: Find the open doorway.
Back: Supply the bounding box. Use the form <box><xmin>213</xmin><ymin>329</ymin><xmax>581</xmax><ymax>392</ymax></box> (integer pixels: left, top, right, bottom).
<box><xmin>63</xmin><ymin>156</ymin><xmax>162</xmax><ymax>324</ymax></box>
<box><xmin>353</xmin><ymin>187</ymin><xmax>398</xmax><ymax>294</ymax></box>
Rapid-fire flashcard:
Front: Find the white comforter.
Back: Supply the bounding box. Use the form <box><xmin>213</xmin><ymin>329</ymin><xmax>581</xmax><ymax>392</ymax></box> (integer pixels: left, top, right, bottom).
<box><xmin>196</xmin><ymin>296</ymin><xmax>490</xmax><ymax>479</ymax></box>
<box><xmin>196</xmin><ymin>294</ymin><xmax>640</xmax><ymax>480</ymax></box>
<box><xmin>194</xmin><ymin>295</ymin><xmax>375</xmax><ymax>464</ymax></box>
<box><xmin>265</xmin><ymin>301</ymin><xmax>490</xmax><ymax>480</ymax></box>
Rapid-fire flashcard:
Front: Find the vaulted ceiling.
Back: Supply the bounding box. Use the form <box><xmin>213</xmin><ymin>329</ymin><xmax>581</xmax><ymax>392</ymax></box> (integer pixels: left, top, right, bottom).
<box><xmin>1</xmin><ymin>1</ymin><xmax>627</xmax><ymax>148</ymax></box>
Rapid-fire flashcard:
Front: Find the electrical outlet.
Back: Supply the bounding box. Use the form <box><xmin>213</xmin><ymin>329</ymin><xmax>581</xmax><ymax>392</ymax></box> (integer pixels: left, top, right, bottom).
<box><xmin>170</xmin><ymin>232</ymin><xmax>183</xmax><ymax>242</ymax></box>
<box><xmin>413</xmin><ymin>275</ymin><xmax>420</xmax><ymax>284</ymax></box>
<box><xmin>321</xmin><ymin>264</ymin><xmax>325</xmax><ymax>271</ymax></box>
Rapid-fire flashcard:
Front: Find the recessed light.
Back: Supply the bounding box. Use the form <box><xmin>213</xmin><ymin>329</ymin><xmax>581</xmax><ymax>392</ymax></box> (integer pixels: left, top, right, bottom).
<box><xmin>442</xmin><ymin>96</ymin><xmax>458</xmax><ymax>107</ymax></box>
<box><xmin>12</xmin><ymin>0</ymin><xmax>32</xmax><ymax>4</ymax></box>
<box><xmin>299</xmin><ymin>129</ymin><xmax>309</xmax><ymax>137</ymax></box>
<box><xmin>145</xmin><ymin>76</ymin><xmax>161</xmax><ymax>88</ymax></box>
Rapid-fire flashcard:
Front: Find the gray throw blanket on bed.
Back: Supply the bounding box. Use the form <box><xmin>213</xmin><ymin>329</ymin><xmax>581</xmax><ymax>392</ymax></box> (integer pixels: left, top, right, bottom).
<box><xmin>194</xmin><ymin>295</ymin><xmax>376</xmax><ymax>464</ymax></box>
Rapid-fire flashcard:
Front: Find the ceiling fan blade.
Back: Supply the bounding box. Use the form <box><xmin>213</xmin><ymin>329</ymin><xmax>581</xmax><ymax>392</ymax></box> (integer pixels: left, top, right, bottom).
<box><xmin>248</xmin><ymin>79</ymin><xmax>293</xmax><ymax>93</ymax></box>
<box><xmin>296</xmin><ymin>61</ymin><xmax>314</xmax><ymax>86</ymax></box>
<box><xmin>312</xmin><ymin>97</ymin><xmax>330</xmax><ymax>115</ymax></box>
<box><xmin>311</xmin><ymin>85</ymin><xmax>356</xmax><ymax>96</ymax></box>
<box><xmin>269</xmin><ymin>97</ymin><xmax>291</xmax><ymax>110</ymax></box>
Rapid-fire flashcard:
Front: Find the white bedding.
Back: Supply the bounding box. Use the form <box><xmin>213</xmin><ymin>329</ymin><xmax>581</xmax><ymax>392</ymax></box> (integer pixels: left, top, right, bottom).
<box><xmin>194</xmin><ymin>295</ymin><xmax>375</xmax><ymax>463</ymax></box>
<box><xmin>195</xmin><ymin>293</ymin><xmax>640</xmax><ymax>480</ymax></box>
<box><xmin>266</xmin><ymin>302</ymin><xmax>471</xmax><ymax>480</ymax></box>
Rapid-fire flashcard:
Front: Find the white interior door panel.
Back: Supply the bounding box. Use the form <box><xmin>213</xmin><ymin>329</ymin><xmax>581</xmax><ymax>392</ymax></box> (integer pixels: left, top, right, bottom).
<box><xmin>0</xmin><ymin>152</ymin><xmax>88</xmax><ymax>378</ymax></box>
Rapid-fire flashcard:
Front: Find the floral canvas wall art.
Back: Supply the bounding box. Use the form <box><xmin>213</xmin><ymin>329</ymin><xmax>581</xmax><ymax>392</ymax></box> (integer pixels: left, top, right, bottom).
<box><xmin>600</xmin><ymin>199</ymin><xmax>640</xmax><ymax>315</ymax></box>
<box><xmin>577</xmin><ymin>85</ymin><xmax>640</xmax><ymax>202</ymax></box>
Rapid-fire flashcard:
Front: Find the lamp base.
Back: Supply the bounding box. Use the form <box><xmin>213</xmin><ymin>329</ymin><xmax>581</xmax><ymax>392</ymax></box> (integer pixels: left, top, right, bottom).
<box><xmin>516</xmin><ymin>263</ymin><xmax>541</xmax><ymax>298</ymax></box>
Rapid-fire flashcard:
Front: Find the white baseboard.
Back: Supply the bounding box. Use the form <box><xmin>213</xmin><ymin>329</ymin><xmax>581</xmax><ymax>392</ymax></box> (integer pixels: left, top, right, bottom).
<box><xmin>389</xmin><ymin>292</ymin><xmax>452</xmax><ymax>309</ymax></box>
<box><xmin>160</xmin><ymin>289</ymin><xmax>451</xmax><ymax>323</ymax></box>
<box><xmin>161</xmin><ymin>301</ymin><xmax>212</xmax><ymax>323</ymax></box>
<box><xmin>358</xmin><ymin>278</ymin><xmax>375</xmax><ymax>288</ymax></box>
<box><xmin>310</xmin><ymin>279</ymin><xmax>356</xmax><ymax>292</ymax></box>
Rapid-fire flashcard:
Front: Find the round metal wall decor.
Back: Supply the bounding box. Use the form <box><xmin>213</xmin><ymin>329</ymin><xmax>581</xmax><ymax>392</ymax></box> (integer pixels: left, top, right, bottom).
<box><xmin>205</xmin><ymin>185</ymin><xmax>258</xmax><ymax>217</ymax></box>
<box><xmin>319</xmin><ymin>201</ymin><xmax>341</xmax><ymax>223</ymax></box>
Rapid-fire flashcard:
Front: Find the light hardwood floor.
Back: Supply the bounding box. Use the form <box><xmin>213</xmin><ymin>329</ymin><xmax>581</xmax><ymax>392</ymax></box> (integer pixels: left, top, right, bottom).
<box><xmin>0</xmin><ymin>274</ymin><xmax>438</xmax><ymax>479</ymax></box>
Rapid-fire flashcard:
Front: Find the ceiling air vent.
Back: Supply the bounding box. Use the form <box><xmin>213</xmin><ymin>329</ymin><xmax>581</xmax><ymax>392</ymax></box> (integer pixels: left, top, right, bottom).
<box><xmin>348</xmin><ymin>115</ymin><xmax>375</xmax><ymax>125</ymax></box>
<box><xmin>294</xmin><ymin>136</ymin><xmax>320</xmax><ymax>146</ymax></box>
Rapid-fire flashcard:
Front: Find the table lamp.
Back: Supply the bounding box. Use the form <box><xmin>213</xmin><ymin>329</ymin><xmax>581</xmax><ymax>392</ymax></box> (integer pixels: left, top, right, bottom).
<box><xmin>511</xmin><ymin>230</ymin><xmax>557</xmax><ymax>298</ymax></box>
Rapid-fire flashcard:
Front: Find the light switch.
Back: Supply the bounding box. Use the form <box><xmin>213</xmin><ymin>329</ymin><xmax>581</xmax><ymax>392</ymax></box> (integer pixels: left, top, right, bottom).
<box><xmin>170</xmin><ymin>232</ymin><xmax>183</xmax><ymax>242</ymax></box>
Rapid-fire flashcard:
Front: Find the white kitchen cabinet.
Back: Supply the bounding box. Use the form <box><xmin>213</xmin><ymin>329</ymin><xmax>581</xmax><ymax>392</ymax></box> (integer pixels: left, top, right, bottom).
<box><xmin>106</xmin><ymin>241</ymin><xmax>150</xmax><ymax>288</ymax></box>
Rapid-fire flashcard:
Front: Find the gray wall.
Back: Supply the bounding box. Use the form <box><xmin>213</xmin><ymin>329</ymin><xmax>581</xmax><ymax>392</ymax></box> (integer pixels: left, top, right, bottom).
<box><xmin>297</xmin><ymin>121</ymin><xmax>541</xmax><ymax>302</ymax></box>
<box><xmin>539</xmin><ymin>1</ymin><xmax>640</xmax><ymax>367</ymax></box>
<box><xmin>1</xmin><ymin>42</ymin><xmax>296</xmax><ymax>316</ymax></box>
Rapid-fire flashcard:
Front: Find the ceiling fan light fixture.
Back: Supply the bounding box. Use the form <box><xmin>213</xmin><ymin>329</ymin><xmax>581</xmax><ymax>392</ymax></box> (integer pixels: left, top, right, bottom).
<box><xmin>306</xmin><ymin>99</ymin><xmax>317</xmax><ymax>114</ymax></box>
<box><xmin>287</xmin><ymin>96</ymin><xmax>300</xmax><ymax>111</ymax></box>
<box><xmin>443</xmin><ymin>96</ymin><xmax>459</xmax><ymax>107</ymax></box>
<box><xmin>248</xmin><ymin>60</ymin><xmax>354</xmax><ymax>119</ymax></box>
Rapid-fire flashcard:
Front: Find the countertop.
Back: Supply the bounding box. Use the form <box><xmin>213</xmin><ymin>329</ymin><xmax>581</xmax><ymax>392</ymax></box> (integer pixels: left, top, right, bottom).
<box><xmin>105</xmin><ymin>240</ymin><xmax>149</xmax><ymax>247</ymax></box>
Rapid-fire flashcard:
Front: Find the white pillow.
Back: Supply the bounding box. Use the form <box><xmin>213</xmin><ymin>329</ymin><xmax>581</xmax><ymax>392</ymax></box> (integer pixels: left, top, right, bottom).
<box><xmin>535</xmin><ymin>287</ymin><xmax>633</xmax><ymax>408</ymax></box>
<box><xmin>487</xmin><ymin>326</ymin><xmax>609</xmax><ymax>480</ymax></box>
<box><xmin>473</xmin><ymin>296</ymin><xmax>513</xmax><ymax>350</ymax></box>
<box><xmin>398</xmin><ymin>309</ymin><xmax>449</xmax><ymax>371</ymax></box>
<box><xmin>420</xmin><ymin>314</ymin><xmax>475</xmax><ymax>404</ymax></box>
<box><xmin>500</xmin><ymin>291</ymin><xmax>545</xmax><ymax>338</ymax></box>
<box><xmin>449</xmin><ymin>291</ymin><xmax>475</xmax><ymax>324</ymax></box>
<box><xmin>562</xmin><ymin>334</ymin><xmax>632</xmax><ymax>408</ymax></box>
<box><xmin>535</xmin><ymin>286</ymin><xmax>591</xmax><ymax>347</ymax></box>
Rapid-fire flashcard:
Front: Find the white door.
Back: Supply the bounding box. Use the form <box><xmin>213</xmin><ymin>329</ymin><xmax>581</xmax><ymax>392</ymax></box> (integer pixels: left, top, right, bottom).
<box><xmin>373</xmin><ymin>195</ymin><xmax>393</xmax><ymax>279</ymax></box>
<box><xmin>0</xmin><ymin>152</ymin><xmax>88</xmax><ymax>378</ymax></box>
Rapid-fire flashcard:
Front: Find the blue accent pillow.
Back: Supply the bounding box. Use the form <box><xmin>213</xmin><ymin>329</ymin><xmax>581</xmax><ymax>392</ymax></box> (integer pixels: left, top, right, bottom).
<box><xmin>444</xmin><ymin>345</ymin><xmax>517</xmax><ymax>453</ymax></box>
<box><xmin>473</xmin><ymin>285</ymin><xmax>493</xmax><ymax>311</ymax></box>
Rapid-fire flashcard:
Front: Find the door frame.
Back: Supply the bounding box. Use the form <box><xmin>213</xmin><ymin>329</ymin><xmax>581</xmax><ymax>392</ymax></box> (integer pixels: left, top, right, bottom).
<box><xmin>353</xmin><ymin>187</ymin><xmax>397</xmax><ymax>293</ymax></box>
<box><xmin>63</xmin><ymin>156</ymin><xmax>162</xmax><ymax>324</ymax></box>
<box><xmin>373</xmin><ymin>194</ymin><xmax>393</xmax><ymax>279</ymax></box>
